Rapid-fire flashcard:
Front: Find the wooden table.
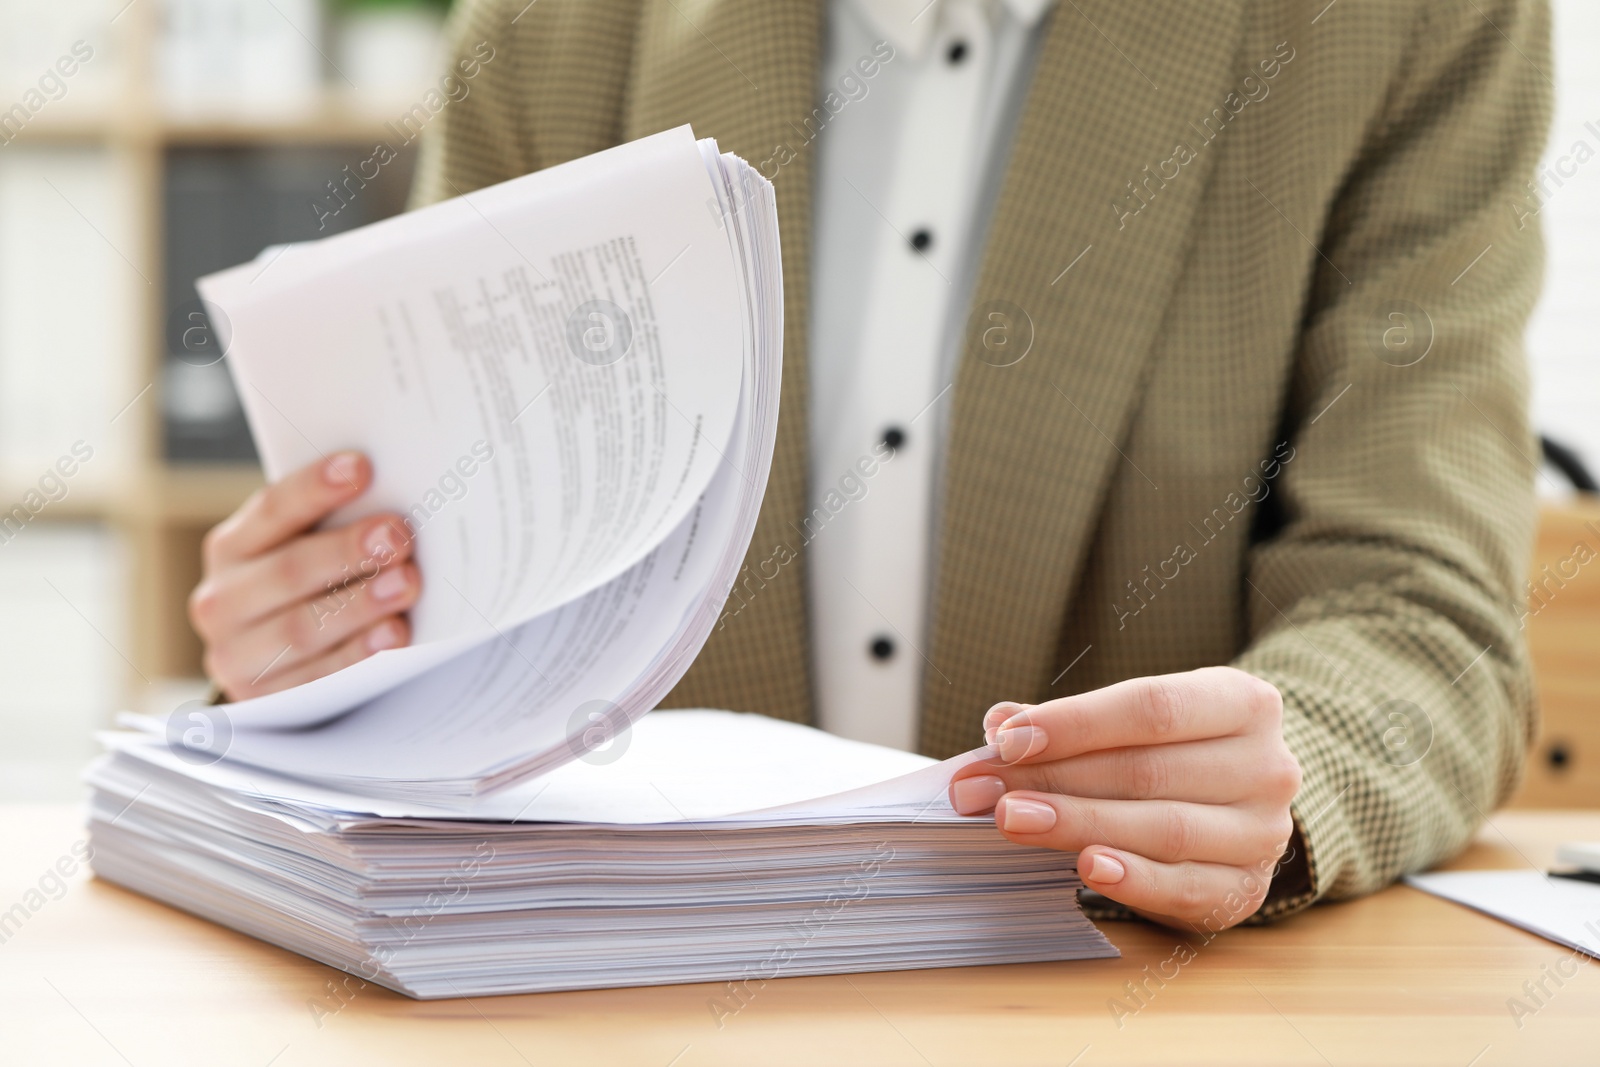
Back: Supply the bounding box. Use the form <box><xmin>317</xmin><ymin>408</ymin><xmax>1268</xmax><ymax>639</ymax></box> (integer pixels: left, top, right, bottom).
<box><xmin>2</xmin><ymin>806</ymin><xmax>1597</xmax><ymax>1066</ymax></box>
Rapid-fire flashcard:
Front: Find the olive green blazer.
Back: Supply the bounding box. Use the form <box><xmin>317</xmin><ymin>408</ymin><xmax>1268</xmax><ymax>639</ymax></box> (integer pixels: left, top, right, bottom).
<box><xmin>412</xmin><ymin>0</ymin><xmax>1551</xmax><ymax>917</ymax></box>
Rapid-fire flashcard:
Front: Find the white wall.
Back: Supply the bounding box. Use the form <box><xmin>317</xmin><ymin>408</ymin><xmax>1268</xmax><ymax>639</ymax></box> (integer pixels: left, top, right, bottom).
<box><xmin>1527</xmin><ymin>0</ymin><xmax>1600</xmax><ymax>489</ymax></box>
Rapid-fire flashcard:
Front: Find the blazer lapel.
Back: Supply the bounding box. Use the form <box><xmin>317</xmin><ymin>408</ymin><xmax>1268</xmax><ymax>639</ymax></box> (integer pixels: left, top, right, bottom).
<box><xmin>627</xmin><ymin>0</ymin><xmax>827</xmax><ymax>724</ymax></box>
<box><xmin>920</xmin><ymin>0</ymin><xmax>1248</xmax><ymax>755</ymax></box>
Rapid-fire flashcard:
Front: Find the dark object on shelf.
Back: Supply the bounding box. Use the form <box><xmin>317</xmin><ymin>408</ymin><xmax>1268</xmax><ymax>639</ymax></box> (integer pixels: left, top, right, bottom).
<box><xmin>1540</xmin><ymin>435</ymin><xmax>1598</xmax><ymax>494</ymax></box>
<box><xmin>162</xmin><ymin>145</ymin><xmax>415</xmax><ymax>463</ymax></box>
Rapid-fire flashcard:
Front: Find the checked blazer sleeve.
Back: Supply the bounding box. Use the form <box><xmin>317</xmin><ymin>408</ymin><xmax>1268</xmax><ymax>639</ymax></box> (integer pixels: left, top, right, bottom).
<box><xmin>1233</xmin><ymin>0</ymin><xmax>1551</xmax><ymax>917</ymax></box>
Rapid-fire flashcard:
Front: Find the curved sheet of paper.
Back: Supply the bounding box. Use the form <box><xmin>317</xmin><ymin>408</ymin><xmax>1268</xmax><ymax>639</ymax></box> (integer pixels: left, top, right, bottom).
<box><xmin>194</xmin><ymin>127</ymin><xmax>749</xmax><ymax>728</ymax></box>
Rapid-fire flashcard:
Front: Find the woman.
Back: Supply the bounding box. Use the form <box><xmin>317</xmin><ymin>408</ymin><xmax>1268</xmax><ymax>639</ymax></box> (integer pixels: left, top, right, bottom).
<box><xmin>187</xmin><ymin>0</ymin><xmax>1550</xmax><ymax>933</ymax></box>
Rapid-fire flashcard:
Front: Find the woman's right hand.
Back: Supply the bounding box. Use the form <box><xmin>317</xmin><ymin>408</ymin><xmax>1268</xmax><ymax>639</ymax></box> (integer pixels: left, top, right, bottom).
<box><xmin>188</xmin><ymin>452</ymin><xmax>422</xmax><ymax>701</ymax></box>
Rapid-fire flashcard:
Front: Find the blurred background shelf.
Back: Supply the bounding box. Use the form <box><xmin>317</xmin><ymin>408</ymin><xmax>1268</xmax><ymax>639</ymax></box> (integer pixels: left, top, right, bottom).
<box><xmin>0</xmin><ymin>0</ymin><xmax>444</xmax><ymax>790</ymax></box>
<box><xmin>0</xmin><ymin>480</ymin><xmax>119</xmax><ymax>521</ymax></box>
<box><xmin>2</xmin><ymin>110</ymin><xmax>128</xmax><ymax>142</ymax></box>
<box><xmin>159</xmin><ymin>110</ymin><xmax>403</xmax><ymax>144</ymax></box>
<box><xmin>0</xmin><ymin>465</ymin><xmax>263</xmax><ymax>523</ymax></box>
<box><xmin>21</xmin><ymin>110</ymin><xmax>402</xmax><ymax>145</ymax></box>
<box><xmin>114</xmin><ymin>463</ymin><xmax>266</xmax><ymax>523</ymax></box>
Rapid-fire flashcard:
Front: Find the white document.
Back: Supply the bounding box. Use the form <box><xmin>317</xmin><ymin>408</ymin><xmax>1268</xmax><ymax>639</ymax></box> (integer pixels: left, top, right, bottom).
<box><xmin>130</xmin><ymin>127</ymin><xmax>784</xmax><ymax>798</ymax></box>
<box><xmin>204</xmin><ymin>126</ymin><xmax>742</xmax><ymax>648</ymax></box>
<box><xmin>1406</xmin><ymin>870</ymin><xmax>1600</xmax><ymax>959</ymax></box>
<box><xmin>96</xmin><ymin>711</ymin><xmax>961</xmax><ymax>824</ymax></box>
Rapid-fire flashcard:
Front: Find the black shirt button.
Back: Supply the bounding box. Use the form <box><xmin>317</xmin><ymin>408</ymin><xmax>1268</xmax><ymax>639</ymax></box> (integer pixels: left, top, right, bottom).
<box><xmin>881</xmin><ymin>426</ymin><xmax>905</xmax><ymax>452</ymax></box>
<box><xmin>910</xmin><ymin>228</ymin><xmax>933</xmax><ymax>253</ymax></box>
<box><xmin>947</xmin><ymin>40</ymin><xmax>969</xmax><ymax>65</ymax></box>
<box><xmin>869</xmin><ymin>636</ymin><xmax>895</xmax><ymax>661</ymax></box>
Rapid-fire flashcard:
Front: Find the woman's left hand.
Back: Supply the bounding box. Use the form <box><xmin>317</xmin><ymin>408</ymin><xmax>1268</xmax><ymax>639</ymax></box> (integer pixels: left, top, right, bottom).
<box><xmin>948</xmin><ymin>666</ymin><xmax>1302</xmax><ymax>931</ymax></box>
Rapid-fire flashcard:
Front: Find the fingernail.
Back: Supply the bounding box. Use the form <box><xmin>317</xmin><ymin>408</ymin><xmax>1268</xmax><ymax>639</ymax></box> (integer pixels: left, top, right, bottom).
<box><xmin>995</xmin><ymin>724</ymin><xmax>1046</xmax><ymax>764</ymax></box>
<box><xmin>983</xmin><ymin>703</ymin><xmax>1024</xmax><ymax>743</ymax></box>
<box><xmin>997</xmin><ymin>796</ymin><xmax>1057</xmax><ymax>834</ymax></box>
<box><xmin>325</xmin><ymin>451</ymin><xmax>364</xmax><ymax>487</ymax></box>
<box><xmin>950</xmin><ymin>775</ymin><xmax>1007</xmax><ymax>815</ymax></box>
<box><xmin>367</xmin><ymin>620</ymin><xmax>405</xmax><ymax>652</ymax></box>
<box><xmin>371</xmin><ymin>567</ymin><xmax>410</xmax><ymax>602</ymax></box>
<box><xmin>1083</xmin><ymin>852</ymin><xmax>1126</xmax><ymax>884</ymax></box>
<box><xmin>364</xmin><ymin>522</ymin><xmax>397</xmax><ymax>560</ymax></box>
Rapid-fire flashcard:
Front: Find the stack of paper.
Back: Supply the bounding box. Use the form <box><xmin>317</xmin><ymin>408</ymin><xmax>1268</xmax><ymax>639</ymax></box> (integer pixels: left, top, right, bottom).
<box><xmin>89</xmin><ymin>712</ymin><xmax>1117</xmax><ymax>998</ymax></box>
<box><xmin>87</xmin><ymin>127</ymin><xmax>1117</xmax><ymax>997</ymax></box>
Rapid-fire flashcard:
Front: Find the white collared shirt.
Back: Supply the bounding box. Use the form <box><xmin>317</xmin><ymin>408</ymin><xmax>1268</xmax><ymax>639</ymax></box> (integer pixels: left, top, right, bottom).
<box><xmin>808</xmin><ymin>0</ymin><xmax>1055</xmax><ymax>750</ymax></box>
